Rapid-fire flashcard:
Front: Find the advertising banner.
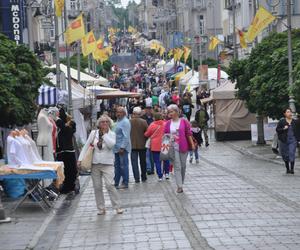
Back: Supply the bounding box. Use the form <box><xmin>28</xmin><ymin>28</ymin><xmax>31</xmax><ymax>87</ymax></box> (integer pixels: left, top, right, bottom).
<box><xmin>1</xmin><ymin>0</ymin><xmax>26</xmax><ymax>44</ymax></box>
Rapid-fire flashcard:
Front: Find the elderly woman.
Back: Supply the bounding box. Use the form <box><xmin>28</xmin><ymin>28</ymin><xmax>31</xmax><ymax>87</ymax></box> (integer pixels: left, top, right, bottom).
<box><xmin>78</xmin><ymin>115</ymin><xmax>123</xmax><ymax>215</ymax></box>
<box><xmin>165</xmin><ymin>104</ymin><xmax>194</xmax><ymax>193</ymax></box>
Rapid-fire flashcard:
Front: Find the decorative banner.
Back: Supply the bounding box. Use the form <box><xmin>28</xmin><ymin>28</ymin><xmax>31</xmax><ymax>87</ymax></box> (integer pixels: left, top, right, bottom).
<box><xmin>54</xmin><ymin>0</ymin><xmax>64</xmax><ymax>17</ymax></box>
<box><xmin>237</xmin><ymin>29</ymin><xmax>247</xmax><ymax>48</ymax></box>
<box><xmin>168</xmin><ymin>49</ymin><xmax>174</xmax><ymax>58</ymax></box>
<box><xmin>246</xmin><ymin>6</ymin><xmax>276</xmax><ymax>42</ymax></box>
<box><xmin>208</xmin><ymin>36</ymin><xmax>220</xmax><ymax>51</ymax></box>
<box><xmin>183</xmin><ymin>46</ymin><xmax>191</xmax><ymax>63</ymax></box>
<box><xmin>174</xmin><ymin>48</ymin><xmax>184</xmax><ymax>62</ymax></box>
<box><xmin>81</xmin><ymin>31</ymin><xmax>96</xmax><ymax>57</ymax></box>
<box><xmin>159</xmin><ymin>46</ymin><xmax>165</xmax><ymax>57</ymax></box>
<box><xmin>96</xmin><ymin>37</ymin><xmax>104</xmax><ymax>50</ymax></box>
<box><xmin>65</xmin><ymin>14</ymin><xmax>85</xmax><ymax>45</ymax></box>
<box><xmin>199</xmin><ymin>65</ymin><xmax>208</xmax><ymax>81</ymax></box>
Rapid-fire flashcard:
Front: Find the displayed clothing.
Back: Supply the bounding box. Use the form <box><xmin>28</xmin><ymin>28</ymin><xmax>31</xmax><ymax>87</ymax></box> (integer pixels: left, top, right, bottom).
<box><xmin>49</xmin><ymin>117</ymin><xmax>57</xmax><ymax>154</ymax></box>
<box><xmin>6</xmin><ymin>135</ymin><xmax>31</xmax><ymax>165</ymax></box>
<box><xmin>37</xmin><ymin>109</ymin><xmax>54</xmax><ymax>161</ymax></box>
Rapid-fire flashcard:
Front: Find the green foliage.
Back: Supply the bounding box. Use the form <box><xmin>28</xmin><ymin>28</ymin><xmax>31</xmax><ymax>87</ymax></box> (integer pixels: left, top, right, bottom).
<box><xmin>61</xmin><ymin>54</ymin><xmax>88</xmax><ymax>72</ymax></box>
<box><xmin>96</xmin><ymin>60</ymin><xmax>113</xmax><ymax>76</ymax></box>
<box><xmin>228</xmin><ymin>30</ymin><xmax>300</xmax><ymax>119</ymax></box>
<box><xmin>0</xmin><ymin>34</ymin><xmax>43</xmax><ymax>127</ymax></box>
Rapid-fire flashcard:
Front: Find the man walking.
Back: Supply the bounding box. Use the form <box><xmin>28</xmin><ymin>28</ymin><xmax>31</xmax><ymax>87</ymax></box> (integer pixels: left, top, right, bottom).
<box><xmin>130</xmin><ymin>107</ymin><xmax>148</xmax><ymax>183</ymax></box>
<box><xmin>195</xmin><ymin>105</ymin><xmax>210</xmax><ymax>147</ymax></box>
<box><xmin>113</xmin><ymin>107</ymin><xmax>131</xmax><ymax>189</ymax></box>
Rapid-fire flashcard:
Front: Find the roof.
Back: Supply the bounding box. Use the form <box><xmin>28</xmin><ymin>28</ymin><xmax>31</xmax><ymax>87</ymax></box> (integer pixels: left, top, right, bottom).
<box><xmin>49</xmin><ymin>64</ymin><xmax>109</xmax><ymax>86</ymax></box>
<box><xmin>212</xmin><ymin>81</ymin><xmax>237</xmax><ymax>100</ymax></box>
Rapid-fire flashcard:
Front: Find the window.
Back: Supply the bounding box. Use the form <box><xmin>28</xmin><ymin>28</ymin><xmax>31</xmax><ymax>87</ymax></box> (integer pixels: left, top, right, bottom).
<box><xmin>70</xmin><ymin>0</ymin><xmax>76</xmax><ymax>10</ymax></box>
<box><xmin>199</xmin><ymin>15</ymin><xmax>205</xmax><ymax>35</ymax></box>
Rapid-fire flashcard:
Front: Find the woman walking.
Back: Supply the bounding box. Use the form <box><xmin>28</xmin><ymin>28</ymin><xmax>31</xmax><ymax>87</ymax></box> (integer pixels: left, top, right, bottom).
<box><xmin>78</xmin><ymin>115</ymin><xmax>123</xmax><ymax>215</ymax></box>
<box><xmin>164</xmin><ymin>105</ymin><xmax>194</xmax><ymax>193</ymax></box>
<box><xmin>144</xmin><ymin>112</ymin><xmax>169</xmax><ymax>181</ymax></box>
<box><xmin>276</xmin><ymin>108</ymin><xmax>300</xmax><ymax>174</ymax></box>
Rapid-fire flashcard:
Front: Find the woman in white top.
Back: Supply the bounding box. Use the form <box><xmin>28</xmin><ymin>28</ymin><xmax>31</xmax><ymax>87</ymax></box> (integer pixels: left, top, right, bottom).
<box><xmin>78</xmin><ymin>115</ymin><xmax>123</xmax><ymax>215</ymax></box>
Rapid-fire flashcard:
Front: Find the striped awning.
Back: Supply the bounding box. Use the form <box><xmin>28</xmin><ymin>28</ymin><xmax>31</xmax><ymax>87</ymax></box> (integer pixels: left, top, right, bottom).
<box><xmin>37</xmin><ymin>85</ymin><xmax>57</xmax><ymax>106</ymax></box>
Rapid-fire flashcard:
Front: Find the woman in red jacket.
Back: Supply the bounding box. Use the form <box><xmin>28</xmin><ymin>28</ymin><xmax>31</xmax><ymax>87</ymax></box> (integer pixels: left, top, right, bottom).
<box><xmin>144</xmin><ymin>112</ymin><xmax>168</xmax><ymax>181</ymax></box>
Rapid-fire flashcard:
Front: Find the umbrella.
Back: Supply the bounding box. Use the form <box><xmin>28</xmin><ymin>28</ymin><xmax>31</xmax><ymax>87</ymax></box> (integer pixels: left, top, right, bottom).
<box><xmin>96</xmin><ymin>90</ymin><xmax>141</xmax><ymax>99</ymax></box>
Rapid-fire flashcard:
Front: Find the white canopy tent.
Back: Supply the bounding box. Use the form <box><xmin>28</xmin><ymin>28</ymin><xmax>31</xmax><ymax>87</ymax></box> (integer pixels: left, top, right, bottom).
<box><xmin>50</xmin><ymin>64</ymin><xmax>109</xmax><ymax>86</ymax></box>
<box><xmin>179</xmin><ymin>68</ymin><xmax>229</xmax><ymax>89</ymax></box>
<box><xmin>156</xmin><ymin>59</ymin><xmax>190</xmax><ymax>73</ymax></box>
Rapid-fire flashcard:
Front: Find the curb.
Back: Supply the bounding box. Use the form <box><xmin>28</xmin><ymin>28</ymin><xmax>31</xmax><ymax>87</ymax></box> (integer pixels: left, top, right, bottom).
<box><xmin>225</xmin><ymin>141</ymin><xmax>282</xmax><ymax>166</ymax></box>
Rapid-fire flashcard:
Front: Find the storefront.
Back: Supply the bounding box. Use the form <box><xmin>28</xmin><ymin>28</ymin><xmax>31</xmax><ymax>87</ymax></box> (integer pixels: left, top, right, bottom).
<box><xmin>0</xmin><ymin>0</ymin><xmax>26</xmax><ymax>44</ymax></box>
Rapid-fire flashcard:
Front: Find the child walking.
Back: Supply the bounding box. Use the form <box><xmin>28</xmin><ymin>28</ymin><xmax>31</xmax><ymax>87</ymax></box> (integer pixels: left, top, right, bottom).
<box><xmin>189</xmin><ymin>120</ymin><xmax>203</xmax><ymax>164</ymax></box>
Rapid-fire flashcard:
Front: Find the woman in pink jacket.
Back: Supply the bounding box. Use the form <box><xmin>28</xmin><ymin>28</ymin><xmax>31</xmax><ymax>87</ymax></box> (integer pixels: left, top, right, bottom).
<box><xmin>165</xmin><ymin>104</ymin><xmax>194</xmax><ymax>193</ymax></box>
<box><xmin>144</xmin><ymin>112</ymin><xmax>169</xmax><ymax>181</ymax></box>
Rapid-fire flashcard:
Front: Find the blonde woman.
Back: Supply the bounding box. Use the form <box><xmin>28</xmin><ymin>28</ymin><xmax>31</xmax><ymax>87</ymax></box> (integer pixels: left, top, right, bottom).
<box><xmin>78</xmin><ymin>115</ymin><xmax>123</xmax><ymax>215</ymax></box>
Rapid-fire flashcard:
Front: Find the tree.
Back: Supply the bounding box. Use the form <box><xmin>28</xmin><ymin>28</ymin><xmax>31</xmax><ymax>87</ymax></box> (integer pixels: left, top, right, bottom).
<box><xmin>0</xmin><ymin>34</ymin><xmax>44</xmax><ymax>127</ymax></box>
<box><xmin>228</xmin><ymin>30</ymin><xmax>300</xmax><ymax>120</ymax></box>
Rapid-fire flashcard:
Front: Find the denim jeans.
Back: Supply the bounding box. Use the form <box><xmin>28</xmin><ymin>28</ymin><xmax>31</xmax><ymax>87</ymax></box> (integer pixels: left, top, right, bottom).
<box><xmin>163</xmin><ymin>160</ymin><xmax>170</xmax><ymax>175</ymax></box>
<box><xmin>189</xmin><ymin>146</ymin><xmax>199</xmax><ymax>160</ymax></box>
<box><xmin>131</xmin><ymin>149</ymin><xmax>147</xmax><ymax>182</ymax></box>
<box><xmin>114</xmin><ymin>151</ymin><xmax>129</xmax><ymax>187</ymax></box>
<box><xmin>146</xmin><ymin>149</ymin><xmax>154</xmax><ymax>173</ymax></box>
<box><xmin>152</xmin><ymin>151</ymin><xmax>163</xmax><ymax>178</ymax></box>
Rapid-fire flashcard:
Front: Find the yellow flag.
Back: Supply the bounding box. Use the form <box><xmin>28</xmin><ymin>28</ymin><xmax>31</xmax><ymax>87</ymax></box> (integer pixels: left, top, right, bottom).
<box><xmin>246</xmin><ymin>6</ymin><xmax>276</xmax><ymax>42</ymax></box>
<box><xmin>183</xmin><ymin>46</ymin><xmax>191</xmax><ymax>63</ymax></box>
<box><xmin>104</xmin><ymin>46</ymin><xmax>113</xmax><ymax>56</ymax></box>
<box><xmin>168</xmin><ymin>49</ymin><xmax>173</xmax><ymax>58</ymax></box>
<box><xmin>174</xmin><ymin>48</ymin><xmax>184</xmax><ymax>61</ymax></box>
<box><xmin>159</xmin><ymin>46</ymin><xmax>165</xmax><ymax>57</ymax></box>
<box><xmin>65</xmin><ymin>14</ymin><xmax>85</xmax><ymax>45</ymax></box>
<box><xmin>95</xmin><ymin>37</ymin><xmax>104</xmax><ymax>50</ymax></box>
<box><xmin>208</xmin><ymin>37</ymin><xmax>220</xmax><ymax>51</ymax></box>
<box><xmin>93</xmin><ymin>49</ymin><xmax>109</xmax><ymax>64</ymax></box>
<box><xmin>54</xmin><ymin>0</ymin><xmax>64</xmax><ymax>17</ymax></box>
<box><xmin>237</xmin><ymin>29</ymin><xmax>247</xmax><ymax>49</ymax></box>
<box><xmin>81</xmin><ymin>31</ymin><xmax>96</xmax><ymax>57</ymax></box>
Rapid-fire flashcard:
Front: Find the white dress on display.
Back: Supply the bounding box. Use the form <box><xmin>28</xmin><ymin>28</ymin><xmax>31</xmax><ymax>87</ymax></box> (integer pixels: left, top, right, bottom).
<box><xmin>36</xmin><ymin>109</ymin><xmax>54</xmax><ymax>161</ymax></box>
<box><xmin>24</xmin><ymin>135</ymin><xmax>42</xmax><ymax>163</ymax></box>
<box><xmin>6</xmin><ymin>136</ymin><xmax>31</xmax><ymax>165</ymax></box>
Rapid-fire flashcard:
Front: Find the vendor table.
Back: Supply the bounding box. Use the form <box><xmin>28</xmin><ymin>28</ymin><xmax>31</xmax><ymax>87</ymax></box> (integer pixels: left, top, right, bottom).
<box><xmin>0</xmin><ymin>171</ymin><xmax>58</xmax><ymax>212</ymax></box>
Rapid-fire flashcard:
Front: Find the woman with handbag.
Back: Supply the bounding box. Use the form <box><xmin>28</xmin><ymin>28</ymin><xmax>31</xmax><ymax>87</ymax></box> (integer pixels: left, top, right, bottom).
<box><xmin>164</xmin><ymin>104</ymin><xmax>194</xmax><ymax>193</ymax></box>
<box><xmin>78</xmin><ymin>115</ymin><xmax>123</xmax><ymax>215</ymax></box>
<box><xmin>144</xmin><ymin>112</ymin><xmax>169</xmax><ymax>181</ymax></box>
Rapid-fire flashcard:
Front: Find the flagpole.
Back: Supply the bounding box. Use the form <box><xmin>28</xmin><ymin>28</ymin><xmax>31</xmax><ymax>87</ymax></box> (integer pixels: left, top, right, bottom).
<box><xmin>54</xmin><ymin>10</ymin><xmax>61</xmax><ymax>89</ymax></box>
<box><xmin>64</xmin><ymin>1</ymin><xmax>73</xmax><ymax>115</ymax></box>
<box><xmin>287</xmin><ymin>0</ymin><xmax>296</xmax><ymax>116</ymax></box>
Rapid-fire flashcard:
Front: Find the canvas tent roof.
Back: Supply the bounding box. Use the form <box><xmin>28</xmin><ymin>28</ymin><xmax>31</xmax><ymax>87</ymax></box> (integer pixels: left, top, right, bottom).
<box><xmin>212</xmin><ymin>81</ymin><xmax>237</xmax><ymax>100</ymax></box>
<box><xmin>50</xmin><ymin>64</ymin><xmax>109</xmax><ymax>86</ymax></box>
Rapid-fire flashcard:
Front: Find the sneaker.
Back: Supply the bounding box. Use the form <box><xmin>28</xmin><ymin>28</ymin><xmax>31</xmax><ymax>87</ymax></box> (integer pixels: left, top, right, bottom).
<box><xmin>116</xmin><ymin>208</ymin><xmax>124</xmax><ymax>214</ymax></box>
<box><xmin>176</xmin><ymin>187</ymin><xmax>183</xmax><ymax>193</ymax></box>
<box><xmin>158</xmin><ymin>178</ymin><xmax>163</xmax><ymax>182</ymax></box>
<box><xmin>205</xmin><ymin>142</ymin><xmax>209</xmax><ymax>147</ymax></box>
<box><xmin>196</xmin><ymin>159</ymin><xmax>199</xmax><ymax>164</ymax></box>
<box><xmin>116</xmin><ymin>184</ymin><xmax>128</xmax><ymax>190</ymax></box>
<box><xmin>189</xmin><ymin>157</ymin><xmax>193</xmax><ymax>164</ymax></box>
<box><xmin>97</xmin><ymin>209</ymin><xmax>106</xmax><ymax>215</ymax></box>
<box><xmin>165</xmin><ymin>174</ymin><xmax>170</xmax><ymax>180</ymax></box>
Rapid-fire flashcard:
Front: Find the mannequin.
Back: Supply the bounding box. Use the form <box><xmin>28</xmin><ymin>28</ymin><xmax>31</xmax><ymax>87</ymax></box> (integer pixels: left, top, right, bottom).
<box><xmin>6</xmin><ymin>130</ymin><xmax>31</xmax><ymax>165</ymax></box>
<box><xmin>37</xmin><ymin>108</ymin><xmax>54</xmax><ymax>161</ymax></box>
<box><xmin>48</xmin><ymin>107</ymin><xmax>59</xmax><ymax>155</ymax></box>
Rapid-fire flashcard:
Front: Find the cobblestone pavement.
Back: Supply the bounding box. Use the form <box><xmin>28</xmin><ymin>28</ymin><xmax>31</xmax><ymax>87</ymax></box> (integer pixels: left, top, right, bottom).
<box><xmin>3</xmin><ymin>142</ymin><xmax>300</xmax><ymax>250</ymax></box>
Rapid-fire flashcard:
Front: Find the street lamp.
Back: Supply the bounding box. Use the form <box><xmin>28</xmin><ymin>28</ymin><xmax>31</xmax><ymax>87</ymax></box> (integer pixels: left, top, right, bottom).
<box><xmin>266</xmin><ymin>0</ymin><xmax>296</xmax><ymax>116</ymax></box>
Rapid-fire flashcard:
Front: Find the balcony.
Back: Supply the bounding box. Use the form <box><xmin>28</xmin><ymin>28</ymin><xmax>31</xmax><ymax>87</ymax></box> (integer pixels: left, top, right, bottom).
<box><xmin>192</xmin><ymin>0</ymin><xmax>206</xmax><ymax>11</ymax></box>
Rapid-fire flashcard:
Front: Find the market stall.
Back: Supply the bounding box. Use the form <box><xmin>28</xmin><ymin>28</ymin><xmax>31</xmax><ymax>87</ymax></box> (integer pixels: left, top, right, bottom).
<box><xmin>211</xmin><ymin>81</ymin><xmax>256</xmax><ymax>141</ymax></box>
<box><xmin>49</xmin><ymin>63</ymin><xmax>109</xmax><ymax>86</ymax></box>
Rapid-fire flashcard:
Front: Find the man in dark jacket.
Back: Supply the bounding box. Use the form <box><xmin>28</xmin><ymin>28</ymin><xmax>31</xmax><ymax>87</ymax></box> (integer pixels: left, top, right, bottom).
<box><xmin>130</xmin><ymin>107</ymin><xmax>148</xmax><ymax>182</ymax></box>
<box><xmin>195</xmin><ymin>105</ymin><xmax>210</xmax><ymax>147</ymax></box>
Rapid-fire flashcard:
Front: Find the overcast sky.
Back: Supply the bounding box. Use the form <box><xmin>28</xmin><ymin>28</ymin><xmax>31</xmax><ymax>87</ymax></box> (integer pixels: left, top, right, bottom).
<box><xmin>121</xmin><ymin>0</ymin><xmax>140</xmax><ymax>7</ymax></box>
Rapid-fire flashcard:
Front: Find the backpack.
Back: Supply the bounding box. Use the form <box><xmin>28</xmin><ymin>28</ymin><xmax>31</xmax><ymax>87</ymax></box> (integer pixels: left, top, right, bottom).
<box><xmin>163</xmin><ymin>92</ymin><xmax>171</xmax><ymax>105</ymax></box>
